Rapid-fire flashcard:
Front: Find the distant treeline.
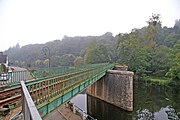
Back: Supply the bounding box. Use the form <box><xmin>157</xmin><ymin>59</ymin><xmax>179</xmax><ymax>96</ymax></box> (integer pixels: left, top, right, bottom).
<box><xmin>4</xmin><ymin>14</ymin><xmax>180</xmax><ymax>81</ymax></box>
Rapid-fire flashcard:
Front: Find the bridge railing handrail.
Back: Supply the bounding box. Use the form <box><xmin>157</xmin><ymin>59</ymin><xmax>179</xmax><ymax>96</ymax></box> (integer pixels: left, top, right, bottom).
<box><xmin>32</xmin><ymin>63</ymin><xmax>114</xmax><ymax>107</ymax></box>
<box><xmin>0</xmin><ymin>70</ymin><xmax>30</xmax><ymax>85</ymax></box>
<box><xmin>25</xmin><ymin>63</ymin><xmax>108</xmax><ymax>87</ymax></box>
<box><xmin>21</xmin><ymin>81</ymin><xmax>42</xmax><ymax>120</ymax></box>
<box><xmin>0</xmin><ymin>63</ymin><xmax>114</xmax><ymax>118</ymax></box>
<box><xmin>32</xmin><ymin>63</ymin><xmax>108</xmax><ymax>79</ymax></box>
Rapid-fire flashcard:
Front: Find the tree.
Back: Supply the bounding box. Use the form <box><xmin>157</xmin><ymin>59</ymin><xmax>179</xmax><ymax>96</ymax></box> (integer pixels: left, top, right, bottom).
<box><xmin>59</xmin><ymin>54</ymin><xmax>75</xmax><ymax>66</ymax></box>
<box><xmin>4</xmin><ymin>33</ymin><xmax>116</xmax><ymax>68</ymax></box>
<box><xmin>15</xmin><ymin>60</ymin><xmax>25</xmax><ymax>67</ymax></box>
<box><xmin>164</xmin><ymin>34</ymin><xmax>180</xmax><ymax>48</ymax></box>
<box><xmin>50</xmin><ymin>56</ymin><xmax>60</xmax><ymax>67</ymax></box>
<box><xmin>144</xmin><ymin>14</ymin><xmax>171</xmax><ymax>76</ymax></box>
<box><xmin>174</xmin><ymin>19</ymin><xmax>180</xmax><ymax>28</ymax></box>
<box><xmin>44</xmin><ymin>59</ymin><xmax>49</xmax><ymax>67</ymax></box>
<box><xmin>166</xmin><ymin>44</ymin><xmax>180</xmax><ymax>81</ymax></box>
<box><xmin>35</xmin><ymin>59</ymin><xmax>44</xmax><ymax>68</ymax></box>
<box><xmin>0</xmin><ymin>64</ymin><xmax>7</xmax><ymax>73</ymax></box>
<box><xmin>117</xmin><ymin>31</ymin><xmax>149</xmax><ymax>76</ymax></box>
<box><xmin>74</xmin><ymin>57</ymin><xmax>84</xmax><ymax>66</ymax></box>
<box><xmin>147</xmin><ymin>45</ymin><xmax>170</xmax><ymax>76</ymax></box>
<box><xmin>84</xmin><ymin>40</ymin><xmax>112</xmax><ymax>64</ymax></box>
<box><xmin>146</xmin><ymin>13</ymin><xmax>161</xmax><ymax>48</ymax></box>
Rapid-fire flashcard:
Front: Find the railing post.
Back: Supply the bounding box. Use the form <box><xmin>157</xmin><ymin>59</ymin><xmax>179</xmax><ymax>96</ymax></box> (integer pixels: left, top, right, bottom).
<box><xmin>72</xmin><ymin>103</ymin><xmax>76</xmax><ymax>114</ymax></box>
<box><xmin>21</xmin><ymin>81</ymin><xmax>42</xmax><ymax>120</ymax></box>
<box><xmin>82</xmin><ymin>111</ymin><xmax>86</xmax><ymax>120</ymax></box>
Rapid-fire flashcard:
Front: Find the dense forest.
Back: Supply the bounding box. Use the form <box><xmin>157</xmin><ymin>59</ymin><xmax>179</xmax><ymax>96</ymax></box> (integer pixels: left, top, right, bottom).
<box><xmin>4</xmin><ymin>14</ymin><xmax>180</xmax><ymax>82</ymax></box>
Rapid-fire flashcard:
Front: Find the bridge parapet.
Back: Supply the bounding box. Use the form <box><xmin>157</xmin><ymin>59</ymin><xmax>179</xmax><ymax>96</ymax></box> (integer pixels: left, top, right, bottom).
<box><xmin>0</xmin><ymin>63</ymin><xmax>114</xmax><ymax>119</ymax></box>
<box><xmin>21</xmin><ymin>81</ymin><xmax>42</xmax><ymax>120</ymax></box>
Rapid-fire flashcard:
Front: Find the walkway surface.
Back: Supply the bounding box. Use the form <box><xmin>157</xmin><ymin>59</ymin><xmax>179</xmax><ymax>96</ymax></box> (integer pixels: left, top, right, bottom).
<box><xmin>1</xmin><ymin>107</ymin><xmax>22</xmax><ymax>120</ymax></box>
<box><xmin>0</xmin><ymin>105</ymin><xmax>81</xmax><ymax>120</ymax></box>
<box><xmin>44</xmin><ymin>105</ymin><xmax>81</xmax><ymax>120</ymax></box>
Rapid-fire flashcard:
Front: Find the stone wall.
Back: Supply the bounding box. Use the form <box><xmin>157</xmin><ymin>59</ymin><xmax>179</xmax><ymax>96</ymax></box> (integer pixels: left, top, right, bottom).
<box><xmin>87</xmin><ymin>65</ymin><xmax>134</xmax><ymax>111</ymax></box>
<box><xmin>87</xmin><ymin>95</ymin><xmax>133</xmax><ymax>120</ymax></box>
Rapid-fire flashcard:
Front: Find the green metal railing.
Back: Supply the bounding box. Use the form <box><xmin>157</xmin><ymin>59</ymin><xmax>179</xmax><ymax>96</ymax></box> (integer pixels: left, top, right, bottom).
<box><xmin>0</xmin><ymin>64</ymin><xmax>107</xmax><ymax>90</ymax></box>
<box><xmin>24</xmin><ymin>63</ymin><xmax>114</xmax><ymax>118</ymax></box>
<box><xmin>32</xmin><ymin>64</ymin><xmax>106</xmax><ymax>79</ymax></box>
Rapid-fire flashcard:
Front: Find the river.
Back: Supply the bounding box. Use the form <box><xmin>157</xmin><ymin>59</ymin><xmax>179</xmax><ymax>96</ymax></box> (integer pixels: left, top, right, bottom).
<box><xmin>71</xmin><ymin>81</ymin><xmax>180</xmax><ymax>120</ymax></box>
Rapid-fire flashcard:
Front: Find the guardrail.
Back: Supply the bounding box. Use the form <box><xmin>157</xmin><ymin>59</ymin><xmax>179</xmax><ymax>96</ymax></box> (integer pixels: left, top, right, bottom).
<box><xmin>0</xmin><ymin>71</ymin><xmax>31</xmax><ymax>85</ymax></box>
<box><xmin>36</xmin><ymin>63</ymin><xmax>114</xmax><ymax>117</ymax></box>
<box><xmin>0</xmin><ymin>63</ymin><xmax>114</xmax><ymax>118</ymax></box>
<box><xmin>0</xmin><ymin>64</ymin><xmax>112</xmax><ymax>108</ymax></box>
<box><xmin>33</xmin><ymin>64</ymin><xmax>106</xmax><ymax>79</ymax></box>
<box><xmin>21</xmin><ymin>81</ymin><xmax>42</xmax><ymax>120</ymax></box>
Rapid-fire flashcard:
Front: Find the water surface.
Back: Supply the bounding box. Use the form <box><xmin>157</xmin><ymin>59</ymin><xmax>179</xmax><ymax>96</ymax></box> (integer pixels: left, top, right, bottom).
<box><xmin>71</xmin><ymin>81</ymin><xmax>180</xmax><ymax>120</ymax></box>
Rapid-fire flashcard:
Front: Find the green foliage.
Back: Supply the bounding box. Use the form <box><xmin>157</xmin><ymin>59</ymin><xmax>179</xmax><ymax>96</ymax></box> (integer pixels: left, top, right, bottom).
<box><xmin>44</xmin><ymin>59</ymin><xmax>49</xmax><ymax>66</ymax></box>
<box><xmin>146</xmin><ymin>13</ymin><xmax>162</xmax><ymax>48</ymax></box>
<box><xmin>59</xmin><ymin>54</ymin><xmax>75</xmax><ymax>66</ymax></box>
<box><xmin>117</xmin><ymin>31</ymin><xmax>149</xmax><ymax>76</ymax></box>
<box><xmin>116</xmin><ymin>14</ymin><xmax>177</xmax><ymax>78</ymax></box>
<box><xmin>0</xmin><ymin>64</ymin><xmax>7</xmax><ymax>73</ymax></box>
<box><xmin>144</xmin><ymin>14</ymin><xmax>171</xmax><ymax>77</ymax></box>
<box><xmin>164</xmin><ymin>34</ymin><xmax>180</xmax><ymax>48</ymax></box>
<box><xmin>2</xmin><ymin>14</ymin><xmax>180</xmax><ymax>81</ymax></box>
<box><xmin>74</xmin><ymin>56</ymin><xmax>84</xmax><ymax>66</ymax></box>
<box><xmin>35</xmin><ymin>59</ymin><xmax>44</xmax><ymax>68</ymax></box>
<box><xmin>147</xmin><ymin>13</ymin><xmax>161</xmax><ymax>26</ymax></box>
<box><xmin>147</xmin><ymin>45</ymin><xmax>170</xmax><ymax>76</ymax></box>
<box><xmin>4</xmin><ymin>32</ymin><xmax>115</xmax><ymax>68</ymax></box>
<box><xmin>166</xmin><ymin>44</ymin><xmax>180</xmax><ymax>81</ymax></box>
<box><xmin>146</xmin><ymin>76</ymin><xmax>171</xmax><ymax>85</ymax></box>
<box><xmin>84</xmin><ymin>40</ymin><xmax>112</xmax><ymax>64</ymax></box>
<box><xmin>50</xmin><ymin>56</ymin><xmax>60</xmax><ymax>67</ymax></box>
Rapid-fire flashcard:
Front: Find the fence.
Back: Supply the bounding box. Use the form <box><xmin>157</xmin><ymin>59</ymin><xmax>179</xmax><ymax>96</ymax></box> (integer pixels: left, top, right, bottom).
<box><xmin>0</xmin><ymin>70</ymin><xmax>30</xmax><ymax>85</ymax></box>
<box><xmin>21</xmin><ymin>81</ymin><xmax>42</xmax><ymax>120</ymax></box>
<box><xmin>32</xmin><ymin>64</ymin><xmax>106</xmax><ymax>79</ymax></box>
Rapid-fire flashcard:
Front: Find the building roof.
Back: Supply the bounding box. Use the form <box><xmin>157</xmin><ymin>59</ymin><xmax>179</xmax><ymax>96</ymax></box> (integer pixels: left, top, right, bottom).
<box><xmin>0</xmin><ymin>55</ymin><xmax>7</xmax><ymax>64</ymax></box>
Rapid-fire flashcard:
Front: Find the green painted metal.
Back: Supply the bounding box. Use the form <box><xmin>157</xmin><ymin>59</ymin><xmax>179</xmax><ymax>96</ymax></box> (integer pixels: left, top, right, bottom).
<box><xmin>33</xmin><ymin>64</ymin><xmax>105</xmax><ymax>79</ymax></box>
<box><xmin>38</xmin><ymin>72</ymin><xmax>106</xmax><ymax>117</ymax></box>
<box><xmin>5</xmin><ymin>63</ymin><xmax>108</xmax><ymax>90</ymax></box>
<box><xmin>33</xmin><ymin>63</ymin><xmax>114</xmax><ymax>117</ymax></box>
<box><xmin>18</xmin><ymin>63</ymin><xmax>114</xmax><ymax>118</ymax></box>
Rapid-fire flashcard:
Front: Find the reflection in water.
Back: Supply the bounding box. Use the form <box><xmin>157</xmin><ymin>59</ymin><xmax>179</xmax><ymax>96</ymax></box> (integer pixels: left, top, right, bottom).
<box><xmin>71</xmin><ymin>81</ymin><xmax>180</xmax><ymax>120</ymax></box>
<box><xmin>137</xmin><ymin>108</ymin><xmax>154</xmax><ymax>120</ymax></box>
<box><xmin>165</xmin><ymin>106</ymin><xmax>179</xmax><ymax>120</ymax></box>
<box><xmin>87</xmin><ymin>94</ymin><xmax>132</xmax><ymax>120</ymax></box>
<box><xmin>71</xmin><ymin>94</ymin><xmax>87</xmax><ymax>112</ymax></box>
<box><xmin>134</xmin><ymin>81</ymin><xmax>180</xmax><ymax>120</ymax></box>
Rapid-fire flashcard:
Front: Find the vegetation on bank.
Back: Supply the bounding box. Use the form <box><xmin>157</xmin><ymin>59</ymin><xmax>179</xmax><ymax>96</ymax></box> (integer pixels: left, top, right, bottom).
<box><xmin>115</xmin><ymin>14</ymin><xmax>180</xmax><ymax>85</ymax></box>
<box><xmin>3</xmin><ymin>14</ymin><xmax>180</xmax><ymax>85</ymax></box>
<box><xmin>0</xmin><ymin>64</ymin><xmax>8</xmax><ymax>73</ymax></box>
<box><xmin>145</xmin><ymin>76</ymin><xmax>171</xmax><ymax>85</ymax></box>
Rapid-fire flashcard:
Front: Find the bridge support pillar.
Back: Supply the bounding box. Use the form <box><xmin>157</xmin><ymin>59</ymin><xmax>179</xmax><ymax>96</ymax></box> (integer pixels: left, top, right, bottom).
<box><xmin>87</xmin><ymin>65</ymin><xmax>134</xmax><ymax>111</ymax></box>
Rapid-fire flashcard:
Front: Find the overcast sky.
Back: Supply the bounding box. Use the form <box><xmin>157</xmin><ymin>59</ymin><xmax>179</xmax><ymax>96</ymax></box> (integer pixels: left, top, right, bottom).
<box><xmin>0</xmin><ymin>0</ymin><xmax>180</xmax><ymax>51</ymax></box>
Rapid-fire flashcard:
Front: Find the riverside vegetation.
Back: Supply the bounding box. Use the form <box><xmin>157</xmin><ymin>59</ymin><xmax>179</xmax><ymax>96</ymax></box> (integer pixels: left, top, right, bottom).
<box><xmin>3</xmin><ymin>14</ymin><xmax>180</xmax><ymax>86</ymax></box>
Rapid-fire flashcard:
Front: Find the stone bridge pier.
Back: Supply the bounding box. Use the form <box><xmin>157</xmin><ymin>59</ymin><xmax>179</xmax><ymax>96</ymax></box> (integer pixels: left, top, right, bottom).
<box><xmin>87</xmin><ymin>65</ymin><xmax>134</xmax><ymax>111</ymax></box>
